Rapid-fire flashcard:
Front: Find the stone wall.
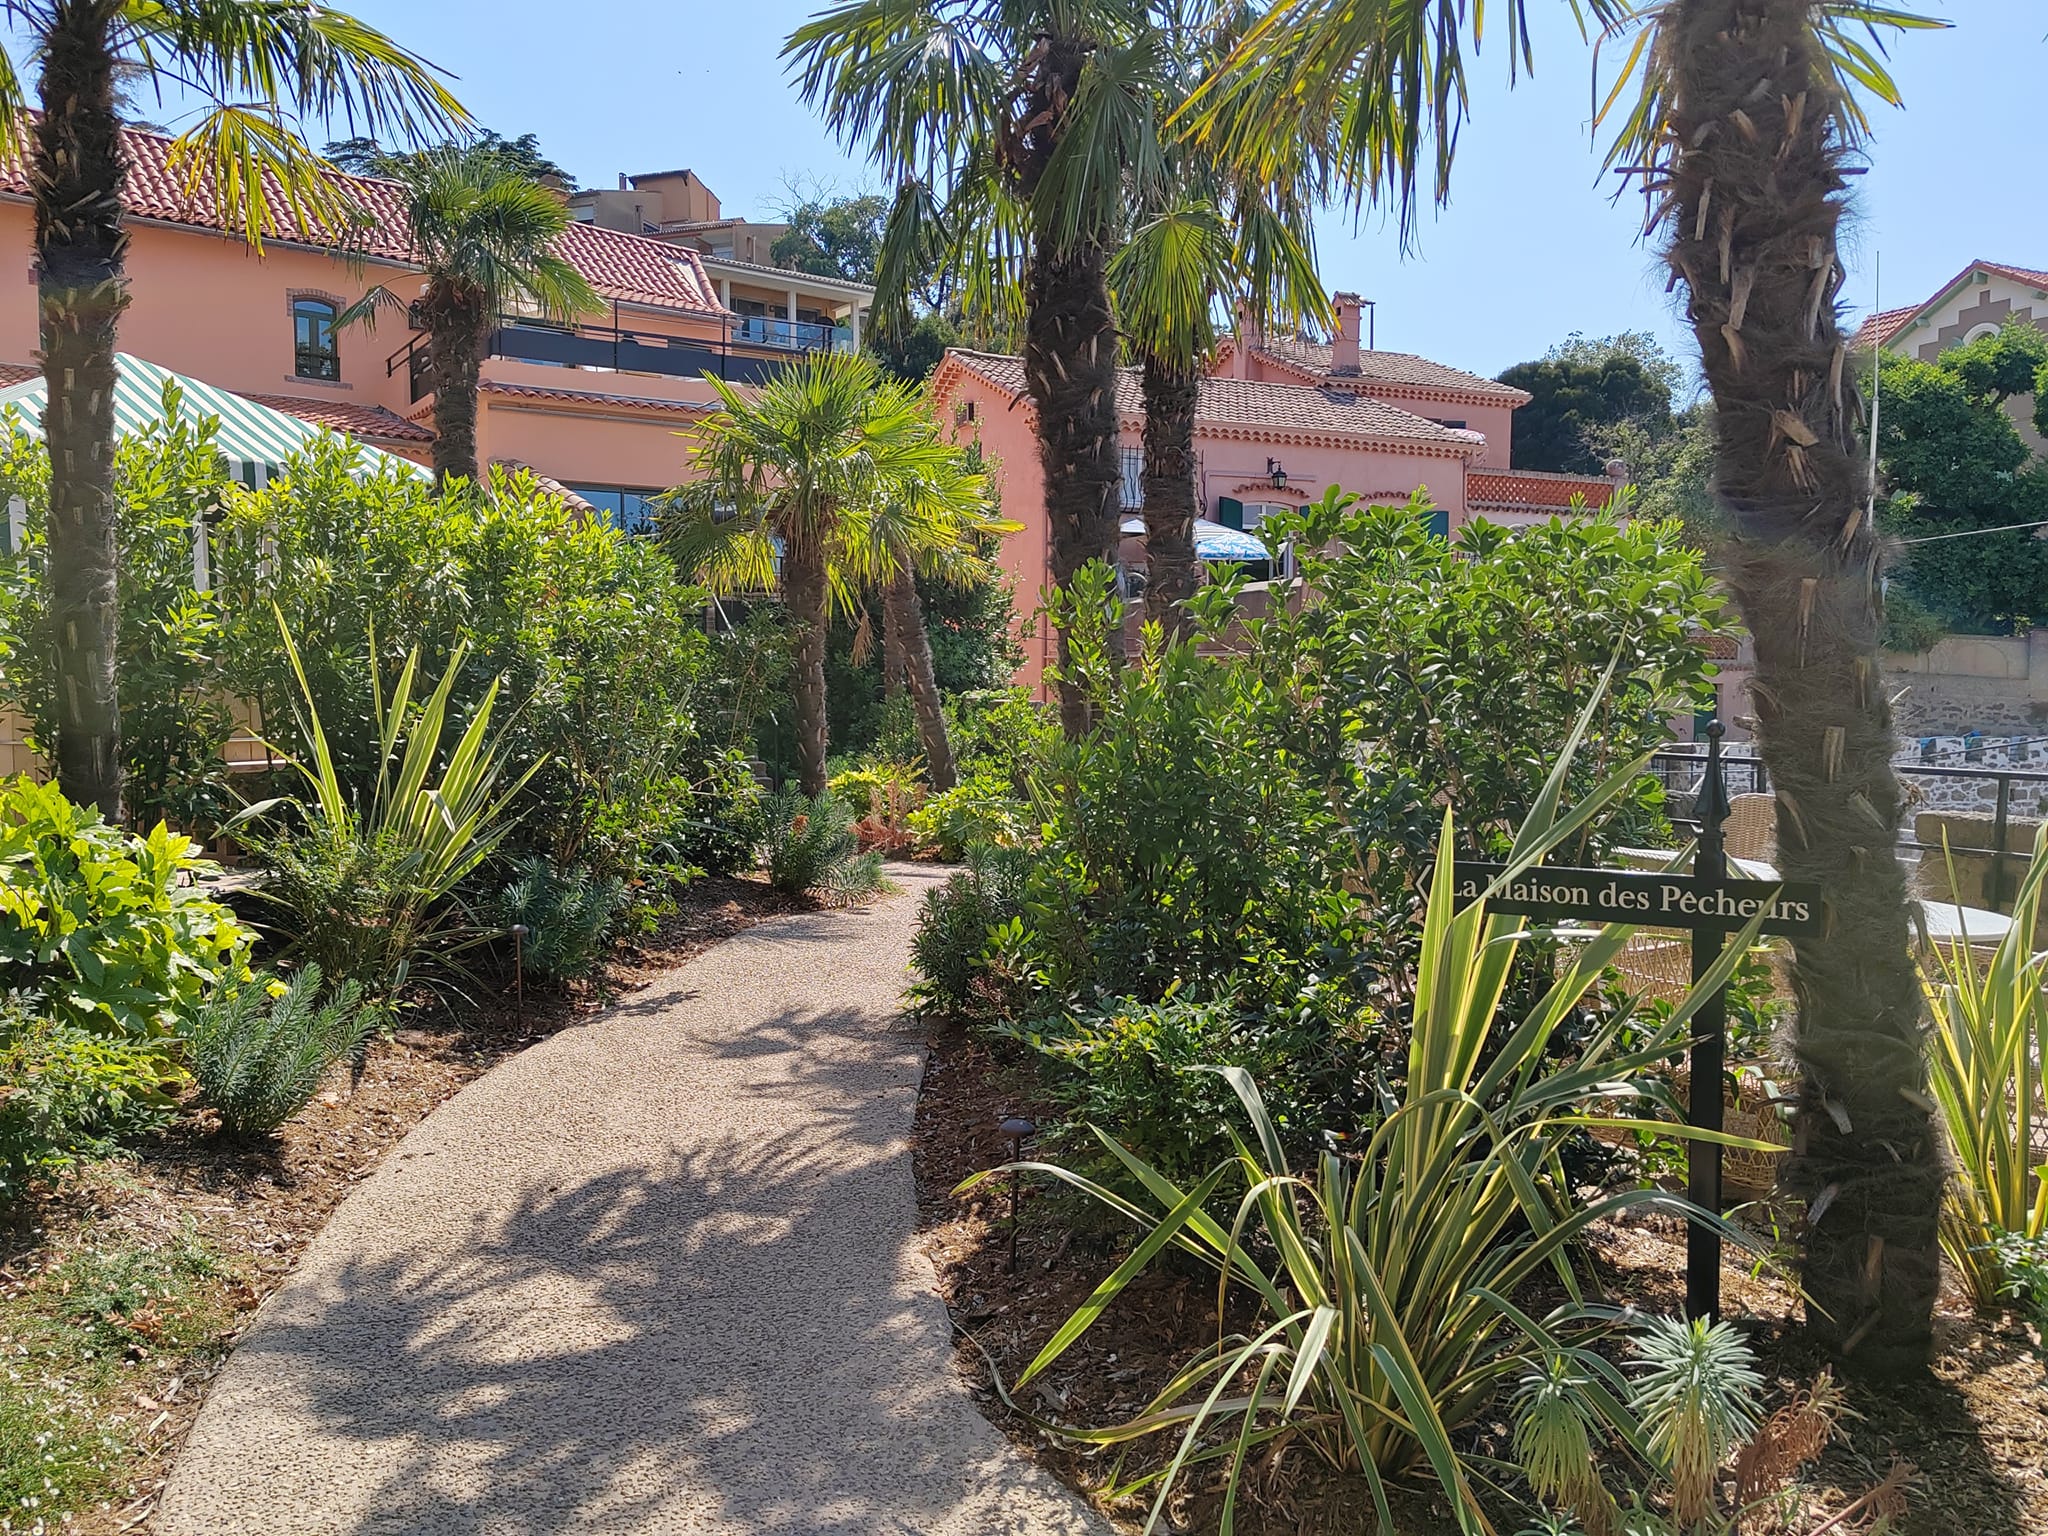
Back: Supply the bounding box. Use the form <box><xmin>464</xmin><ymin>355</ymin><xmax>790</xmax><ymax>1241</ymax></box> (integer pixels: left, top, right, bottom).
<box><xmin>1884</xmin><ymin>631</ymin><xmax>2048</xmax><ymax>736</ymax></box>
<box><xmin>1895</xmin><ymin>735</ymin><xmax>2048</xmax><ymax>819</ymax></box>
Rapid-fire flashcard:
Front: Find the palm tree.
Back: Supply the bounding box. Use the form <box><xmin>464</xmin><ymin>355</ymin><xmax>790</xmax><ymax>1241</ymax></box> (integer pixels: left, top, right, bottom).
<box><xmin>1107</xmin><ymin>7</ymin><xmax>1331</xmax><ymax>635</ymax></box>
<box><xmin>1</xmin><ymin>1</ymin><xmax>464</xmax><ymax>819</ymax></box>
<box><xmin>1194</xmin><ymin>0</ymin><xmax>1948</xmax><ymax>1371</ymax></box>
<box><xmin>662</xmin><ymin>350</ymin><xmax>999</xmax><ymax>796</ymax></box>
<box><xmin>340</xmin><ymin>146</ymin><xmax>600</xmax><ymax>484</ymax></box>
<box><xmin>787</xmin><ymin>1</ymin><xmax>1165</xmax><ymax>737</ymax></box>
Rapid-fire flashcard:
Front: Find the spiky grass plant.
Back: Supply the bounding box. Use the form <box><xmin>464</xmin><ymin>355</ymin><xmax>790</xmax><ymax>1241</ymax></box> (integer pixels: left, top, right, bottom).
<box><xmin>492</xmin><ymin>856</ymin><xmax>627</xmax><ymax>982</ymax></box>
<box><xmin>1923</xmin><ymin>821</ymin><xmax>2048</xmax><ymax>1306</ymax></box>
<box><xmin>1628</xmin><ymin>1318</ymin><xmax>1763</xmax><ymax>1527</ymax></box>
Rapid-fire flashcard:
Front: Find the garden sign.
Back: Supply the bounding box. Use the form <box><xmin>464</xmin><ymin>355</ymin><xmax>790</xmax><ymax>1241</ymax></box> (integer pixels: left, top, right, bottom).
<box><xmin>1447</xmin><ymin>723</ymin><xmax>1820</xmax><ymax>1322</ymax></box>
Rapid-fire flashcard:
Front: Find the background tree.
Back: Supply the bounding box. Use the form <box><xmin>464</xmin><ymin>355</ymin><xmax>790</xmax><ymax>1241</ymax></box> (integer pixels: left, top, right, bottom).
<box><xmin>772</xmin><ymin>188</ymin><xmax>889</xmax><ymax>282</ymax></box>
<box><xmin>1874</xmin><ymin>323</ymin><xmax>2048</xmax><ymax>638</ymax></box>
<box><xmin>325</xmin><ymin>129</ymin><xmax>576</xmax><ymax>188</ymax></box>
<box><xmin>663</xmin><ymin>350</ymin><xmax>995</xmax><ymax>794</ymax></box>
<box><xmin>1498</xmin><ymin>347</ymin><xmax>1674</xmax><ymax>474</ymax></box>
<box><xmin>5</xmin><ymin>0</ymin><xmax>463</xmax><ymax>819</ymax></box>
<box><xmin>340</xmin><ymin>146</ymin><xmax>599</xmax><ymax>484</ymax></box>
<box><xmin>1193</xmin><ymin>0</ymin><xmax>1948</xmax><ymax>1371</ymax></box>
<box><xmin>789</xmin><ymin>0</ymin><xmax>1164</xmax><ymax>737</ymax></box>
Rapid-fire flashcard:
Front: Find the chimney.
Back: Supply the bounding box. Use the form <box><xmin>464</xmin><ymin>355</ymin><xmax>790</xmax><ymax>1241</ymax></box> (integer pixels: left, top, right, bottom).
<box><xmin>1330</xmin><ymin>292</ymin><xmax>1363</xmax><ymax>375</ymax></box>
<box><xmin>617</xmin><ymin>173</ymin><xmax>629</xmax><ymax>190</ymax></box>
<box><xmin>1231</xmin><ymin>299</ymin><xmax>1261</xmax><ymax>378</ymax></box>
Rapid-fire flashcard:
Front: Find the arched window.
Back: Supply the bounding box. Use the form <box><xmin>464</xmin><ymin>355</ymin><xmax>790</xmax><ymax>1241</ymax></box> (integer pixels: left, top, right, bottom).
<box><xmin>293</xmin><ymin>298</ymin><xmax>340</xmax><ymax>380</ymax></box>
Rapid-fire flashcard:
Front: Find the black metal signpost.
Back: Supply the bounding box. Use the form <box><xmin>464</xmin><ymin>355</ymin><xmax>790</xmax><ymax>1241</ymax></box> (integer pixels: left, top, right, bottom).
<box><xmin>1448</xmin><ymin>722</ymin><xmax>1821</xmax><ymax>1321</ymax></box>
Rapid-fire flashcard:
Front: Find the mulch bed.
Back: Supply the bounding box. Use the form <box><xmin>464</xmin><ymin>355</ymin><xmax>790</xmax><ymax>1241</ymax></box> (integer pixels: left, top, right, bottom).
<box><xmin>913</xmin><ymin>1018</ymin><xmax>2048</xmax><ymax>1536</ymax></box>
<box><xmin>0</xmin><ymin>874</ymin><xmax>799</xmax><ymax>1536</ymax></box>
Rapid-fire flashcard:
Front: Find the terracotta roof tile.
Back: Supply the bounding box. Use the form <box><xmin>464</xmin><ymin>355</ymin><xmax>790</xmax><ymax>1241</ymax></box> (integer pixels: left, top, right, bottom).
<box><xmin>0</xmin><ymin>361</ymin><xmax>34</xmax><ymax>386</ymax></box>
<box><xmin>943</xmin><ymin>350</ymin><xmax>1485</xmax><ymax>451</ymax></box>
<box><xmin>0</xmin><ymin>124</ymin><xmax>722</xmax><ymax>315</ymax></box>
<box><xmin>1849</xmin><ymin>259</ymin><xmax>2048</xmax><ymax>353</ymax></box>
<box><xmin>1850</xmin><ymin>303</ymin><xmax>1921</xmax><ymax>350</ymax></box>
<box><xmin>1467</xmin><ymin>469</ymin><xmax>1619</xmax><ymax>512</ymax></box>
<box><xmin>241</xmin><ymin>392</ymin><xmax>434</xmax><ymax>444</ymax></box>
<box><xmin>480</xmin><ymin>379</ymin><xmax>712</xmax><ymax>415</ymax></box>
<box><xmin>1254</xmin><ymin>335</ymin><xmax>1528</xmax><ymax>400</ymax></box>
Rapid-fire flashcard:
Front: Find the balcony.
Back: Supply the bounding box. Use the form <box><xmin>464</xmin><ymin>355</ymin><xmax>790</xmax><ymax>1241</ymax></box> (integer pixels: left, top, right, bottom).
<box><xmin>389</xmin><ymin>314</ymin><xmax>848</xmax><ymax>402</ymax></box>
<box><xmin>730</xmin><ymin>315</ymin><xmax>853</xmax><ymax>353</ymax></box>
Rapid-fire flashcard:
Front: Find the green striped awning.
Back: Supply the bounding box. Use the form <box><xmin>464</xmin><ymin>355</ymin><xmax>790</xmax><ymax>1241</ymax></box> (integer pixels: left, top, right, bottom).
<box><xmin>0</xmin><ymin>353</ymin><xmax>428</xmax><ymax>485</ymax></box>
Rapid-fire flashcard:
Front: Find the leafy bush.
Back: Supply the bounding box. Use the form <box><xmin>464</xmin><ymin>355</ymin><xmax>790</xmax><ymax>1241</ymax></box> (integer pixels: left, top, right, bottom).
<box><xmin>906</xmin><ymin>770</ymin><xmax>1029</xmax><ymax>860</ymax></box>
<box><xmin>491</xmin><ymin>856</ymin><xmax>628</xmax><ymax>982</ymax></box>
<box><xmin>948</xmin><ymin>686</ymin><xmax>1060</xmax><ymax>790</ymax></box>
<box><xmin>674</xmin><ymin>749</ymin><xmax>764</xmax><ymax>877</ymax></box>
<box><xmin>0</xmin><ymin>776</ymin><xmax>250</xmax><ymax>1036</ymax></box>
<box><xmin>909</xmin><ymin>843</ymin><xmax>1031</xmax><ymax>1017</ymax></box>
<box><xmin>183</xmin><ymin>965</ymin><xmax>379</xmax><ymax>1136</ymax></box>
<box><xmin>761</xmin><ymin>786</ymin><xmax>883</xmax><ymax>902</ymax></box>
<box><xmin>1024</xmin><ymin>990</ymin><xmax>1376</xmax><ymax>1189</ymax></box>
<box><xmin>829</xmin><ymin>759</ymin><xmax>925</xmax><ymax>852</ymax></box>
<box><xmin>1989</xmin><ymin>1231</ymin><xmax>2048</xmax><ymax>1333</ymax></box>
<box><xmin>0</xmin><ymin>394</ymin><xmax>239</xmax><ymax>829</ymax></box>
<box><xmin>238</xmin><ymin>625</ymin><xmax>536</xmax><ymax>996</ymax></box>
<box><xmin>0</xmin><ymin>1001</ymin><xmax>183</xmax><ymax>1197</ymax></box>
<box><xmin>214</xmin><ymin>454</ymin><xmax>717</xmax><ymax>885</ymax></box>
<box><xmin>969</xmin><ymin>716</ymin><xmax>1772</xmax><ymax>1531</ymax></box>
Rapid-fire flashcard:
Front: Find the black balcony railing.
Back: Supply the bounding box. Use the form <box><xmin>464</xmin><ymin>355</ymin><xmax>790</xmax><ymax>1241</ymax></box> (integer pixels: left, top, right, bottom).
<box><xmin>386</xmin><ymin>311</ymin><xmax>844</xmax><ymax>402</ymax></box>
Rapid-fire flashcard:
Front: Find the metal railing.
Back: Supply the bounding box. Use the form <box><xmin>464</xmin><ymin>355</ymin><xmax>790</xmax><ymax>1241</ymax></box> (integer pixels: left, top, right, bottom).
<box><xmin>1650</xmin><ymin>747</ymin><xmax>2048</xmax><ymax>908</ymax></box>
<box><xmin>730</xmin><ymin>314</ymin><xmax>851</xmax><ymax>352</ymax></box>
<box><xmin>384</xmin><ymin>309</ymin><xmax>847</xmax><ymax>402</ymax></box>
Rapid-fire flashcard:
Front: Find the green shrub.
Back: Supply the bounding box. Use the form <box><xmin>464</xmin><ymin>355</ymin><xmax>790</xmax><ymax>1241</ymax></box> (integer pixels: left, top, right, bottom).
<box><xmin>183</xmin><ymin>965</ymin><xmax>379</xmax><ymax>1136</ymax></box>
<box><xmin>0</xmin><ymin>394</ymin><xmax>239</xmax><ymax>830</ymax></box>
<box><xmin>1990</xmin><ymin>1231</ymin><xmax>2048</xmax><ymax>1333</ymax></box>
<box><xmin>237</xmin><ymin>625</ymin><xmax>536</xmax><ymax>997</ymax></box>
<box><xmin>761</xmin><ymin>787</ymin><xmax>883</xmax><ymax>901</ymax></box>
<box><xmin>948</xmin><ymin>686</ymin><xmax>1060</xmax><ymax>790</ymax></box>
<box><xmin>675</xmin><ymin>749</ymin><xmax>765</xmax><ymax>877</ymax></box>
<box><xmin>905</xmin><ymin>771</ymin><xmax>1028</xmax><ymax>860</ymax></box>
<box><xmin>491</xmin><ymin>856</ymin><xmax>628</xmax><ymax>981</ymax></box>
<box><xmin>0</xmin><ymin>1002</ymin><xmax>183</xmax><ymax>1197</ymax></box>
<box><xmin>1025</xmin><ymin>990</ymin><xmax>1373</xmax><ymax>1189</ymax></box>
<box><xmin>0</xmin><ymin>776</ymin><xmax>250</xmax><ymax>1036</ymax></box>
<box><xmin>972</xmin><ymin>725</ymin><xmax>1772</xmax><ymax>1533</ymax></box>
<box><xmin>211</xmin><ymin>451</ymin><xmax>720</xmax><ymax>883</ymax></box>
<box><xmin>909</xmin><ymin>843</ymin><xmax>1030</xmax><ymax>1016</ymax></box>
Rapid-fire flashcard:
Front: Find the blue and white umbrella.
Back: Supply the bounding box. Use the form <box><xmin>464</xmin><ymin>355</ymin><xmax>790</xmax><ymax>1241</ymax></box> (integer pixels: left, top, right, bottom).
<box><xmin>1118</xmin><ymin>515</ymin><xmax>1271</xmax><ymax>562</ymax></box>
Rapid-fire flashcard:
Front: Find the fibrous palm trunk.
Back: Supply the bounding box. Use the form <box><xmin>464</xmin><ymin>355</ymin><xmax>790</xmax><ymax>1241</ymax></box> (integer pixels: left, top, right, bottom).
<box><xmin>1662</xmin><ymin>0</ymin><xmax>1939</xmax><ymax>1372</ymax></box>
<box><xmin>1023</xmin><ymin>233</ymin><xmax>1122</xmax><ymax>738</ymax></box>
<box><xmin>423</xmin><ymin>283</ymin><xmax>488</xmax><ymax>484</ymax></box>
<box><xmin>884</xmin><ymin>566</ymin><xmax>956</xmax><ymax>792</ymax></box>
<box><xmin>782</xmin><ymin>531</ymin><xmax>831</xmax><ymax>796</ymax></box>
<box><xmin>35</xmin><ymin>2</ymin><xmax>126</xmax><ymax>820</ymax></box>
<box><xmin>881</xmin><ymin>592</ymin><xmax>905</xmax><ymax>700</ymax></box>
<box><xmin>1139</xmin><ymin>353</ymin><xmax>1201</xmax><ymax>636</ymax></box>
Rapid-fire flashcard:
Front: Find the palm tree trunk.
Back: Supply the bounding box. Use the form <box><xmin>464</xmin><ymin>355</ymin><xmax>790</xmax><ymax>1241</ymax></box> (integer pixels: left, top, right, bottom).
<box><xmin>884</xmin><ymin>566</ymin><xmax>956</xmax><ymax>792</ymax></box>
<box><xmin>424</xmin><ymin>287</ymin><xmax>487</xmax><ymax>484</ymax></box>
<box><xmin>783</xmin><ymin>533</ymin><xmax>831</xmax><ymax>796</ymax></box>
<box><xmin>881</xmin><ymin>592</ymin><xmax>905</xmax><ymax>699</ymax></box>
<box><xmin>1663</xmin><ymin>0</ymin><xmax>1939</xmax><ymax>1373</ymax></box>
<box><xmin>1023</xmin><ymin>232</ymin><xmax>1122</xmax><ymax>738</ymax></box>
<box><xmin>1140</xmin><ymin>353</ymin><xmax>1201</xmax><ymax>636</ymax></box>
<box><xmin>35</xmin><ymin>4</ymin><xmax>127</xmax><ymax>821</ymax></box>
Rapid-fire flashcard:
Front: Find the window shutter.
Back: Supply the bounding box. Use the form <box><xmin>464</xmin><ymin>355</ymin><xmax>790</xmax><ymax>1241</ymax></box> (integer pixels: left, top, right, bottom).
<box><xmin>1217</xmin><ymin>496</ymin><xmax>1244</xmax><ymax>530</ymax></box>
<box><xmin>1425</xmin><ymin>507</ymin><xmax>1449</xmax><ymax>542</ymax></box>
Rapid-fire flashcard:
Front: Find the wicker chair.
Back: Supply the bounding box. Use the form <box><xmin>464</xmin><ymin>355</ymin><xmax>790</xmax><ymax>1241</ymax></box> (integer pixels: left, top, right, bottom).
<box><xmin>1723</xmin><ymin>793</ymin><xmax>1778</xmax><ymax>864</ymax></box>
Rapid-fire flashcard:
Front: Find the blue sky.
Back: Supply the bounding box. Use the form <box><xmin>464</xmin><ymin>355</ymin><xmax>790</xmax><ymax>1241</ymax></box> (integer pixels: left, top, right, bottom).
<box><xmin>33</xmin><ymin>0</ymin><xmax>2045</xmax><ymax>383</ymax></box>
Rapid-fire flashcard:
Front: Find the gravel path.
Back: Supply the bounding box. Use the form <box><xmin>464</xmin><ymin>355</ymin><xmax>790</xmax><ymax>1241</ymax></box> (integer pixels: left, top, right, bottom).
<box><xmin>156</xmin><ymin>867</ymin><xmax>1108</xmax><ymax>1536</ymax></box>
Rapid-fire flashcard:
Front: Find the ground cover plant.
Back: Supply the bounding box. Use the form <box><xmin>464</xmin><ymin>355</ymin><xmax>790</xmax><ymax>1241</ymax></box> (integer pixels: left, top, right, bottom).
<box><xmin>182</xmin><ymin>966</ymin><xmax>379</xmax><ymax>1137</ymax></box>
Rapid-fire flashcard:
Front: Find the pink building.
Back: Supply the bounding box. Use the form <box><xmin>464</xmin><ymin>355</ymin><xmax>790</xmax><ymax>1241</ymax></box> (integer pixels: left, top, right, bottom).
<box><xmin>929</xmin><ymin>293</ymin><xmax>1621</xmax><ymax>695</ymax></box>
<box><xmin>0</xmin><ymin>127</ymin><xmax>865</xmax><ymax>524</ymax></box>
